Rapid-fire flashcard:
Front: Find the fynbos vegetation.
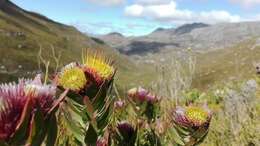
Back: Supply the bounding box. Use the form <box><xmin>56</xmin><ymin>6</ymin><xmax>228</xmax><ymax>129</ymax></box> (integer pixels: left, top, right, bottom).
<box><xmin>1</xmin><ymin>49</ymin><xmax>259</xmax><ymax>146</ymax></box>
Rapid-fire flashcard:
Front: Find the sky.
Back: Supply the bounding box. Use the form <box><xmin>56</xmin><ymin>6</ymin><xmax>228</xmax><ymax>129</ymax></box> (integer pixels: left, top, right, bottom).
<box><xmin>10</xmin><ymin>0</ymin><xmax>260</xmax><ymax>36</ymax></box>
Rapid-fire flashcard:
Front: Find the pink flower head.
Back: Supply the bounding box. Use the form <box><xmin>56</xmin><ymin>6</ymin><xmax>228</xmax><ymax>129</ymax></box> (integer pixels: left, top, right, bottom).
<box><xmin>0</xmin><ymin>75</ymin><xmax>56</xmax><ymax>141</ymax></box>
<box><xmin>0</xmin><ymin>80</ymin><xmax>28</xmax><ymax>141</ymax></box>
<box><xmin>25</xmin><ymin>74</ymin><xmax>56</xmax><ymax>114</ymax></box>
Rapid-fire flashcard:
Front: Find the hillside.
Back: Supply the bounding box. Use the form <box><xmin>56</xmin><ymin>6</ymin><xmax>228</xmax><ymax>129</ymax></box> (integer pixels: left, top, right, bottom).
<box><xmin>0</xmin><ymin>0</ymin><xmax>154</xmax><ymax>88</ymax></box>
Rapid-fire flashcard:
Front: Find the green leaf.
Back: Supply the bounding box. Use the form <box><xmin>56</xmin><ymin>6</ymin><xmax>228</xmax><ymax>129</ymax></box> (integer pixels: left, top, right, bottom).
<box><xmin>45</xmin><ymin>115</ymin><xmax>58</xmax><ymax>146</ymax></box>
<box><xmin>67</xmin><ymin>98</ymin><xmax>90</xmax><ymax>122</ymax></box>
<box><xmin>96</xmin><ymin>103</ymin><xmax>112</xmax><ymax>130</ymax></box>
<box><xmin>175</xmin><ymin>125</ymin><xmax>190</xmax><ymax>136</ymax></box>
<box><xmin>92</xmin><ymin>79</ymin><xmax>114</xmax><ymax>110</ymax></box>
<box><xmin>63</xmin><ymin>108</ymin><xmax>85</xmax><ymax>144</ymax></box>
<box><xmin>93</xmin><ymin>84</ymin><xmax>108</xmax><ymax>109</ymax></box>
<box><xmin>191</xmin><ymin>127</ymin><xmax>209</xmax><ymax>145</ymax></box>
<box><xmin>64</xmin><ymin>89</ymin><xmax>84</xmax><ymax>104</ymax></box>
<box><xmin>170</xmin><ymin>128</ymin><xmax>185</xmax><ymax>146</ymax></box>
<box><xmin>30</xmin><ymin>109</ymin><xmax>48</xmax><ymax>146</ymax></box>
<box><xmin>85</xmin><ymin>123</ymin><xmax>98</xmax><ymax>145</ymax></box>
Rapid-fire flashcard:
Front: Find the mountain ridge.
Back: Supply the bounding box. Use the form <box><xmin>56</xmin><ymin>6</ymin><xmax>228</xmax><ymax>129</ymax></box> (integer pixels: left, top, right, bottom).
<box><xmin>99</xmin><ymin>21</ymin><xmax>260</xmax><ymax>89</ymax></box>
<box><xmin>100</xmin><ymin>21</ymin><xmax>260</xmax><ymax>56</ymax></box>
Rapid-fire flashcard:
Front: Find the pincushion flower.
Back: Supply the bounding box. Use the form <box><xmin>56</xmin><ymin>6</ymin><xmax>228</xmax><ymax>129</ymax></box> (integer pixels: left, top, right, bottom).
<box><xmin>172</xmin><ymin>106</ymin><xmax>211</xmax><ymax>127</ymax></box>
<box><xmin>0</xmin><ymin>80</ymin><xmax>28</xmax><ymax>141</ymax></box>
<box><xmin>58</xmin><ymin>63</ymin><xmax>87</xmax><ymax>91</ymax></box>
<box><xmin>25</xmin><ymin>74</ymin><xmax>56</xmax><ymax>114</ymax></box>
<box><xmin>185</xmin><ymin>107</ymin><xmax>209</xmax><ymax>127</ymax></box>
<box><xmin>171</xmin><ymin>105</ymin><xmax>212</xmax><ymax>145</ymax></box>
<box><xmin>83</xmin><ymin>53</ymin><xmax>115</xmax><ymax>85</ymax></box>
<box><xmin>0</xmin><ymin>75</ymin><xmax>56</xmax><ymax>142</ymax></box>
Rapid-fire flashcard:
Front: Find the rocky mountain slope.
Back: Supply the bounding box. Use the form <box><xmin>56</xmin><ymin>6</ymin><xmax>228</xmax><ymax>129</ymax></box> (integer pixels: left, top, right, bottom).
<box><xmin>100</xmin><ymin>22</ymin><xmax>260</xmax><ymax>89</ymax></box>
<box><xmin>100</xmin><ymin>22</ymin><xmax>260</xmax><ymax>55</ymax></box>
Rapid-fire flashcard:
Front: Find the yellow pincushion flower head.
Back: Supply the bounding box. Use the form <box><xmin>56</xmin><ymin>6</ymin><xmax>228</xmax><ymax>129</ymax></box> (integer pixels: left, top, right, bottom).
<box><xmin>172</xmin><ymin>105</ymin><xmax>212</xmax><ymax>145</ymax></box>
<box><xmin>185</xmin><ymin>106</ymin><xmax>211</xmax><ymax>127</ymax></box>
<box><xmin>58</xmin><ymin>62</ymin><xmax>87</xmax><ymax>91</ymax></box>
<box><xmin>82</xmin><ymin>51</ymin><xmax>115</xmax><ymax>85</ymax></box>
<box><xmin>173</xmin><ymin>105</ymin><xmax>212</xmax><ymax>127</ymax></box>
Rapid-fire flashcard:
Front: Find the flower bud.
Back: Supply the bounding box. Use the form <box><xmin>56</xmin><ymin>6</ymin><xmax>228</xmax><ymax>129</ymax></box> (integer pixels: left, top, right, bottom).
<box><xmin>137</xmin><ymin>87</ymin><xmax>148</xmax><ymax>102</ymax></box>
<box><xmin>127</xmin><ymin>87</ymin><xmax>149</xmax><ymax>103</ymax></box>
<box><xmin>114</xmin><ymin>99</ymin><xmax>125</xmax><ymax>109</ymax></box>
<box><xmin>117</xmin><ymin>121</ymin><xmax>136</xmax><ymax>140</ymax></box>
<box><xmin>146</xmin><ymin>93</ymin><xmax>158</xmax><ymax>103</ymax></box>
<box><xmin>127</xmin><ymin>87</ymin><xmax>137</xmax><ymax>98</ymax></box>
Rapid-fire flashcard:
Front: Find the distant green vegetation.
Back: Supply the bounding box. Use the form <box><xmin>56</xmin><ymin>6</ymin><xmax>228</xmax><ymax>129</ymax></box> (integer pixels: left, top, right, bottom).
<box><xmin>193</xmin><ymin>39</ymin><xmax>260</xmax><ymax>90</ymax></box>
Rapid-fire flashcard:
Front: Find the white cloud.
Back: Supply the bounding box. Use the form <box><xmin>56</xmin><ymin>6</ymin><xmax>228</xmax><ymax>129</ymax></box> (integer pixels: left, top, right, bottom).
<box><xmin>125</xmin><ymin>1</ymin><xmax>241</xmax><ymax>24</ymax></box>
<box><xmin>72</xmin><ymin>21</ymin><xmax>157</xmax><ymax>36</ymax></box>
<box><xmin>198</xmin><ymin>11</ymin><xmax>241</xmax><ymax>23</ymax></box>
<box><xmin>125</xmin><ymin>4</ymin><xmax>144</xmax><ymax>16</ymax></box>
<box><xmin>230</xmin><ymin>0</ymin><xmax>260</xmax><ymax>7</ymax></box>
<box><xmin>85</xmin><ymin>0</ymin><xmax>125</xmax><ymax>6</ymax></box>
<box><xmin>135</xmin><ymin>0</ymin><xmax>172</xmax><ymax>5</ymax></box>
<box><xmin>253</xmin><ymin>14</ymin><xmax>260</xmax><ymax>20</ymax></box>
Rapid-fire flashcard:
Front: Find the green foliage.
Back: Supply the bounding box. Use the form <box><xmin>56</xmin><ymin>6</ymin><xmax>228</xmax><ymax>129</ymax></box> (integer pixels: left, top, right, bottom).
<box><xmin>0</xmin><ymin>43</ymin><xmax>259</xmax><ymax>146</ymax></box>
<box><xmin>183</xmin><ymin>89</ymin><xmax>202</xmax><ymax>104</ymax></box>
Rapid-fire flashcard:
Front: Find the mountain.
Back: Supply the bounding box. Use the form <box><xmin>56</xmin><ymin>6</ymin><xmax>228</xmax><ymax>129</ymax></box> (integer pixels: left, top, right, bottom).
<box><xmin>98</xmin><ymin>32</ymin><xmax>130</xmax><ymax>50</ymax></box>
<box><xmin>0</xmin><ymin>0</ymin><xmax>153</xmax><ymax>88</ymax></box>
<box><xmin>100</xmin><ymin>22</ymin><xmax>260</xmax><ymax>56</ymax></box>
<box><xmin>106</xmin><ymin>32</ymin><xmax>124</xmax><ymax>37</ymax></box>
<box><xmin>150</xmin><ymin>23</ymin><xmax>209</xmax><ymax>36</ymax></box>
<box><xmin>100</xmin><ymin>22</ymin><xmax>260</xmax><ymax>89</ymax></box>
<box><xmin>174</xmin><ymin>23</ymin><xmax>209</xmax><ymax>35</ymax></box>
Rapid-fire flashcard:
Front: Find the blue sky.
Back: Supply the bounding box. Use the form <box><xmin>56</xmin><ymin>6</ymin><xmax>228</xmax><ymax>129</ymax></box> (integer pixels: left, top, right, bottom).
<box><xmin>11</xmin><ymin>0</ymin><xmax>260</xmax><ymax>36</ymax></box>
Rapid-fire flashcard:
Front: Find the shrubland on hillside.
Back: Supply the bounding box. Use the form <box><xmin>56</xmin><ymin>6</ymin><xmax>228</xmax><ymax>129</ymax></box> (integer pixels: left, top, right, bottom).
<box><xmin>0</xmin><ymin>0</ymin><xmax>153</xmax><ymax>89</ymax></box>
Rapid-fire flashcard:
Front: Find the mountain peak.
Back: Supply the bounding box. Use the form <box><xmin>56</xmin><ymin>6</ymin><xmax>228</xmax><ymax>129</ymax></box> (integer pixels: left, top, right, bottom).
<box><xmin>153</xmin><ymin>27</ymin><xmax>166</xmax><ymax>32</ymax></box>
<box><xmin>107</xmin><ymin>32</ymin><xmax>124</xmax><ymax>37</ymax></box>
<box><xmin>175</xmin><ymin>22</ymin><xmax>209</xmax><ymax>35</ymax></box>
